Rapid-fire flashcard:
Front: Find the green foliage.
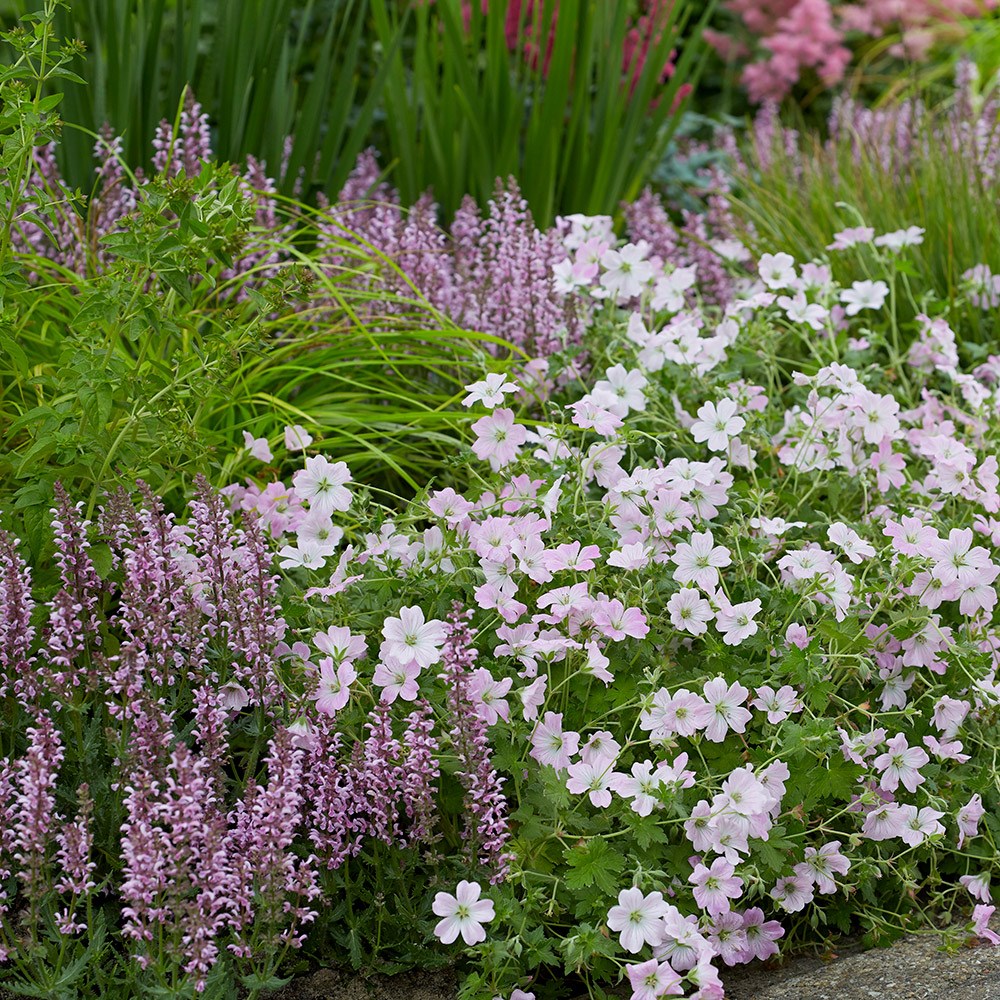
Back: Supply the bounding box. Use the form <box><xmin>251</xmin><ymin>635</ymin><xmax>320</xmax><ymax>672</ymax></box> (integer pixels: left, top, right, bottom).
<box><xmin>1</xmin><ymin>0</ymin><xmax>718</xmax><ymax>223</ymax></box>
<box><xmin>1</xmin><ymin>0</ymin><xmax>399</xmax><ymax>197</ymax></box>
<box><xmin>0</xmin><ymin>0</ymin><xmax>82</xmax><ymax>262</ymax></box>
<box><xmin>1</xmin><ymin>146</ymin><xmax>514</xmax><ymax>539</ymax></box>
<box><xmin>370</xmin><ymin>0</ymin><xmax>718</xmax><ymax>225</ymax></box>
<box><xmin>562</xmin><ymin>838</ymin><xmax>624</xmax><ymax>894</ymax></box>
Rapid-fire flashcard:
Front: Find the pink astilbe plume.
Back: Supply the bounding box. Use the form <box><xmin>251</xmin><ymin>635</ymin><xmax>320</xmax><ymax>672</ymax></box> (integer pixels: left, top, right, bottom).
<box><xmin>623</xmin><ymin>188</ymin><xmax>682</xmax><ymax>265</ymax></box>
<box><xmin>400</xmin><ymin>700</ymin><xmax>442</xmax><ymax>846</ymax></box>
<box><xmin>45</xmin><ymin>483</ymin><xmax>103</xmax><ymax>702</ymax></box>
<box><xmin>317</xmin><ymin>147</ymin><xmax>394</xmax><ymax>246</ymax></box>
<box><xmin>0</xmin><ymin>762</ymin><xmax>14</xmax><ymax>961</ymax></box>
<box><xmin>153</xmin><ymin>89</ymin><xmax>213</xmax><ymax>178</ymax></box>
<box><xmin>190</xmin><ymin>476</ymin><xmax>287</xmax><ymax>708</ymax></box>
<box><xmin>120</xmin><ymin>735</ymin><xmax>236</xmax><ymax>991</ymax></box>
<box><xmin>0</xmin><ymin>529</ymin><xmax>37</xmax><ymax>708</ymax></box>
<box><xmin>101</xmin><ymin>485</ymin><xmax>208</xmax><ymax>714</ymax></box>
<box><xmin>452</xmin><ymin>178</ymin><xmax>580</xmax><ymax>357</ymax></box>
<box><xmin>229</xmin><ymin>728</ymin><xmax>320</xmax><ymax>961</ymax></box>
<box><xmin>439</xmin><ymin>605</ymin><xmax>512</xmax><ymax>880</ymax></box>
<box><xmin>191</xmin><ymin>683</ymin><xmax>232</xmax><ymax>793</ymax></box>
<box><xmin>320</xmin><ymin>160</ymin><xmax>580</xmax><ymax>356</ymax></box>
<box><xmin>316</xmin><ymin>154</ymin><xmax>458</xmax><ymax>325</ymax></box>
<box><xmin>90</xmin><ymin>124</ymin><xmax>137</xmax><ymax>266</ymax></box>
<box><xmin>12</xmin><ymin>715</ymin><xmax>63</xmax><ymax>919</ymax></box>
<box><xmin>53</xmin><ymin>784</ymin><xmax>96</xmax><ymax>936</ymax></box>
<box><xmin>305</xmin><ymin>700</ymin><xmax>442</xmax><ymax>869</ymax></box>
<box><xmin>304</xmin><ymin>723</ymin><xmax>356</xmax><ymax>870</ymax></box>
<box><xmin>0</xmin><ymin>717</ymin><xmax>97</xmax><ymax>953</ymax></box>
<box><xmin>353</xmin><ymin>704</ymin><xmax>406</xmax><ymax>845</ymax></box>
<box><xmin>713</xmin><ymin>0</ymin><xmax>998</xmax><ymax>103</ymax></box>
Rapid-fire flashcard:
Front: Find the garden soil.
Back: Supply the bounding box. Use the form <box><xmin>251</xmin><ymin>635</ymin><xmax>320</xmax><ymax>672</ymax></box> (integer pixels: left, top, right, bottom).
<box><xmin>275</xmin><ymin>933</ymin><xmax>1000</xmax><ymax>1000</ymax></box>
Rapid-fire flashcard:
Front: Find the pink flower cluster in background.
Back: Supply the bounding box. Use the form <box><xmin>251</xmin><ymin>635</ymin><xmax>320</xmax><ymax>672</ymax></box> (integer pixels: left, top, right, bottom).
<box><xmin>707</xmin><ymin>0</ymin><xmax>998</xmax><ymax>102</ymax></box>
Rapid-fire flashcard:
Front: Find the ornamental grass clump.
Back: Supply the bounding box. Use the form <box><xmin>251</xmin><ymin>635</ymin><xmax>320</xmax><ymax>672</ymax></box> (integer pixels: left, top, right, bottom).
<box><xmin>723</xmin><ymin>62</ymin><xmax>1000</xmax><ymax>342</ymax></box>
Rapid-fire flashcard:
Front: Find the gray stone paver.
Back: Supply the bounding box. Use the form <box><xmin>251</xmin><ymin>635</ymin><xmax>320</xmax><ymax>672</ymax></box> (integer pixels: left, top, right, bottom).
<box><xmin>723</xmin><ymin>932</ymin><xmax>1000</xmax><ymax>1000</ymax></box>
<box><xmin>275</xmin><ymin>931</ymin><xmax>1000</xmax><ymax>1000</ymax></box>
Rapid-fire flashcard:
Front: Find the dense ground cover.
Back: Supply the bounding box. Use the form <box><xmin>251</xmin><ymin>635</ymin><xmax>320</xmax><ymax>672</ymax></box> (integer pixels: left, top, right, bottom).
<box><xmin>3</xmin><ymin>1</ymin><xmax>1000</xmax><ymax>999</ymax></box>
<box><xmin>5</xmin><ymin>214</ymin><xmax>1000</xmax><ymax>999</ymax></box>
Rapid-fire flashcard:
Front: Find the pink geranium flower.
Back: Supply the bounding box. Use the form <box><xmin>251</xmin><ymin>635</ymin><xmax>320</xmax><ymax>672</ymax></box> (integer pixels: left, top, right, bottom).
<box><xmin>690</xmin><ymin>398</ymin><xmax>745</xmax><ymax>452</ymax></box>
<box><xmin>958</xmin><ymin>794</ymin><xmax>986</xmax><ymax>849</ymax></box>
<box><xmin>314</xmin><ymin>657</ymin><xmax>356</xmax><ymax>716</ymax></box>
<box><xmin>871</xmin><ymin>438</ymin><xmax>906</xmax><ymax>492</ymax></box>
<box><xmin>566</xmin><ymin>759</ymin><xmax>619</xmax><ymax>808</ymax></box>
<box><xmin>671</xmin><ymin>531</ymin><xmax>732</xmax><ymax>590</ymax></box>
<box><xmin>883</xmin><ymin>515</ymin><xmax>938</xmax><ymax>557</ymax></box>
<box><xmin>626</xmin><ymin>958</ymin><xmax>683</xmax><ymax>1000</ymax></box>
<box><xmin>613</xmin><ymin>761</ymin><xmax>664</xmax><ymax>817</ymax></box>
<box><xmin>242</xmin><ymin>430</ymin><xmax>273</xmax><ymax>463</ymax></box>
<box><xmin>827</xmin><ymin>522</ymin><xmax>875</xmax><ymax>563</ymax></box>
<box><xmin>862</xmin><ymin>803</ymin><xmax>907</xmax><ymax>842</ymax></box>
<box><xmin>284</xmin><ymin>424</ymin><xmax>314</xmax><ymax>451</ymax></box>
<box><xmin>751</xmin><ymin>685</ymin><xmax>802</xmax><ymax>724</ymax></box>
<box><xmin>372</xmin><ymin>658</ymin><xmax>421</xmax><ymax>704</ymax></box>
<box><xmin>785</xmin><ymin>623</ymin><xmax>809</xmax><ymax>649</ymax></box>
<box><xmin>591</xmin><ymin>599</ymin><xmax>649</xmax><ymax>641</ymax></box>
<box><xmin>381</xmin><ymin>606</ymin><xmax>446</xmax><ymax>669</ymax></box>
<box><xmin>840</xmin><ymin>279</ymin><xmax>888</xmax><ymax>316</ymax></box>
<box><xmin>714</xmin><ymin>598</ymin><xmax>762</xmax><ymax>646</ymax></box>
<box><xmin>800</xmin><ymin>842</ymin><xmax>851</xmax><ymax>893</ymax></box>
<box><xmin>314</xmin><ymin>625</ymin><xmax>367</xmax><ymax>663</ymax></box>
<box><xmin>897</xmin><ymin>805</ymin><xmax>945</xmax><ymax>847</ymax></box>
<box><xmin>432</xmin><ymin>881</ymin><xmax>495</xmax><ymax>945</ymax></box>
<box><xmin>741</xmin><ymin>907</ymin><xmax>784</xmax><ymax>962</ymax></box>
<box><xmin>971</xmin><ymin>904</ymin><xmax>1000</xmax><ymax>945</ymax></box>
<box><xmin>702</xmin><ymin>677</ymin><xmax>752</xmax><ymax>743</ymax></box>
<box><xmin>471</xmin><ymin>408</ymin><xmax>528</xmax><ymax>469</ymax></box>
<box><xmin>641</xmin><ymin>688</ymin><xmax>711</xmax><ymax>739</ymax></box>
<box><xmin>518</xmin><ymin>675</ymin><xmax>547</xmax><ymax>722</ymax></box>
<box><xmin>770</xmin><ymin>872</ymin><xmax>814</xmax><ymax>913</ymax></box>
<box><xmin>873</xmin><ymin>733</ymin><xmax>928</xmax><ymax>793</ymax></box>
<box><xmin>667</xmin><ymin>588</ymin><xmax>714</xmax><ymax>635</ymax></box>
<box><xmin>758</xmin><ymin>252</ymin><xmax>796</xmax><ymax>289</ymax></box>
<box><xmin>292</xmin><ymin>455</ymin><xmax>352</xmax><ymax>514</ymax></box>
<box><xmin>827</xmin><ymin>226</ymin><xmax>874</xmax><ymax>250</ymax></box>
<box><xmin>960</xmin><ymin>874</ymin><xmax>992</xmax><ymax>903</ymax></box>
<box><xmin>706</xmin><ymin>909</ymin><xmax>748</xmax><ymax>966</ymax></box>
<box><xmin>690</xmin><ymin>858</ymin><xmax>744</xmax><ymax>915</ymax></box>
<box><xmin>467</xmin><ymin>668</ymin><xmax>512</xmax><ymax>726</ymax></box>
<box><xmin>607</xmin><ymin>887</ymin><xmax>671</xmax><ymax>953</ymax></box>
<box><xmin>530</xmin><ymin>712</ymin><xmax>579</xmax><ymax>772</ymax></box>
<box><xmin>655</xmin><ymin>907</ymin><xmax>708</xmax><ymax>971</ymax></box>
<box><xmin>463</xmin><ymin>373</ymin><xmax>518</xmax><ymax>409</ymax></box>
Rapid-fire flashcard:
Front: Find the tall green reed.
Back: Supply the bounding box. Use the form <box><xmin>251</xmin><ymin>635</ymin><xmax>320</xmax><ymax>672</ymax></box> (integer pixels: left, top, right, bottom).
<box><xmin>2</xmin><ymin>0</ymin><xmax>399</xmax><ymax>197</ymax></box>
<box><xmin>370</xmin><ymin>0</ymin><xmax>717</xmax><ymax>225</ymax></box>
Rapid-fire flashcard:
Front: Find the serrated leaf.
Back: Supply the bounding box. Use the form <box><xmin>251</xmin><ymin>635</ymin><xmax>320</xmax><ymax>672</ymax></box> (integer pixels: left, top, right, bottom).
<box><xmin>809</xmin><ymin>754</ymin><xmax>862</xmax><ymax>805</ymax></box>
<box><xmin>749</xmin><ymin>829</ymin><xmax>797</xmax><ymax>877</ymax></box>
<box><xmin>563</xmin><ymin>836</ymin><xmax>624</xmax><ymax>894</ymax></box>
<box><xmin>628</xmin><ymin>812</ymin><xmax>669</xmax><ymax>850</ymax></box>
